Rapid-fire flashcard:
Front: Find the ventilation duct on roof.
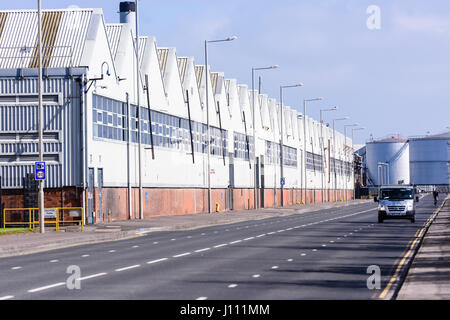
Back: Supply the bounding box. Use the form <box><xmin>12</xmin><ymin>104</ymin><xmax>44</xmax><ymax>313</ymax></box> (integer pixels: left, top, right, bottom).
<box><xmin>119</xmin><ymin>1</ymin><xmax>136</xmax><ymax>36</ymax></box>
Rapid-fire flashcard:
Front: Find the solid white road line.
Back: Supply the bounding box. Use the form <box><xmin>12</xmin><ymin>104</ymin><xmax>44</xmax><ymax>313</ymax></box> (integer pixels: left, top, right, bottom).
<box><xmin>229</xmin><ymin>240</ymin><xmax>242</xmax><ymax>244</ymax></box>
<box><xmin>195</xmin><ymin>248</ymin><xmax>211</xmax><ymax>253</ymax></box>
<box><xmin>147</xmin><ymin>258</ymin><xmax>168</xmax><ymax>264</ymax></box>
<box><xmin>115</xmin><ymin>265</ymin><xmax>141</xmax><ymax>272</ymax></box>
<box><xmin>256</xmin><ymin>234</ymin><xmax>266</xmax><ymax>238</ymax></box>
<box><xmin>28</xmin><ymin>282</ymin><xmax>65</xmax><ymax>293</ymax></box>
<box><xmin>173</xmin><ymin>252</ymin><xmax>191</xmax><ymax>258</ymax></box>
<box><xmin>79</xmin><ymin>273</ymin><xmax>107</xmax><ymax>281</ymax></box>
<box><xmin>244</xmin><ymin>237</ymin><xmax>255</xmax><ymax>241</ymax></box>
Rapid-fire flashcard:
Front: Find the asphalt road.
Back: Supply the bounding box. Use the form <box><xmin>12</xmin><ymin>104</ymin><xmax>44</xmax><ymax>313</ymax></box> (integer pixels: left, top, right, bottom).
<box><xmin>0</xmin><ymin>194</ymin><xmax>440</xmax><ymax>300</ymax></box>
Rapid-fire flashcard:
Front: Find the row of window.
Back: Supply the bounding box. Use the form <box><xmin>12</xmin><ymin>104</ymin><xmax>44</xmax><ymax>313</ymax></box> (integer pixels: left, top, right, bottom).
<box><xmin>265</xmin><ymin>141</ymin><xmax>297</xmax><ymax>167</ymax></box>
<box><xmin>92</xmin><ymin>94</ymin><xmax>227</xmax><ymax>157</ymax></box>
<box><xmin>330</xmin><ymin>158</ymin><xmax>352</xmax><ymax>176</ymax></box>
<box><xmin>306</xmin><ymin>151</ymin><xmax>323</xmax><ymax>172</ymax></box>
<box><xmin>234</xmin><ymin>132</ymin><xmax>254</xmax><ymax>160</ymax></box>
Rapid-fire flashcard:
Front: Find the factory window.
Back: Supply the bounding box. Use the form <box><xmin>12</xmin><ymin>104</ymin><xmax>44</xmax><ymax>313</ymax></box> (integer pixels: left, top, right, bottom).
<box><xmin>265</xmin><ymin>141</ymin><xmax>297</xmax><ymax>167</ymax></box>
<box><xmin>306</xmin><ymin>152</ymin><xmax>323</xmax><ymax>171</ymax></box>
<box><xmin>233</xmin><ymin>132</ymin><xmax>254</xmax><ymax>160</ymax></box>
<box><xmin>92</xmin><ymin>94</ymin><xmax>227</xmax><ymax>156</ymax></box>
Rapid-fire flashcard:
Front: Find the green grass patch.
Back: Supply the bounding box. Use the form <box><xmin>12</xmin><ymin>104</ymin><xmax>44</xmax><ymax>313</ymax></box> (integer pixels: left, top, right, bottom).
<box><xmin>0</xmin><ymin>228</ymin><xmax>32</xmax><ymax>236</ymax></box>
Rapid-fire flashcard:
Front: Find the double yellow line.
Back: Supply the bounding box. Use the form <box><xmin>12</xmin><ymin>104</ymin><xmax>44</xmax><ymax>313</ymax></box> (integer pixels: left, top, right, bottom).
<box><xmin>378</xmin><ymin>196</ymin><xmax>448</xmax><ymax>299</ymax></box>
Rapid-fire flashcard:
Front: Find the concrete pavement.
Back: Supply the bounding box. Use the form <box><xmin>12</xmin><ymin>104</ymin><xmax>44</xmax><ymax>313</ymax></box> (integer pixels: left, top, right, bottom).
<box><xmin>0</xmin><ymin>199</ymin><xmax>369</xmax><ymax>258</ymax></box>
<box><xmin>397</xmin><ymin>194</ymin><xmax>450</xmax><ymax>299</ymax></box>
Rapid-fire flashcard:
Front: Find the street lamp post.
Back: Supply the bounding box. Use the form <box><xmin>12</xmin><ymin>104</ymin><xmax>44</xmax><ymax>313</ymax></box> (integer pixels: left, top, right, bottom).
<box><xmin>319</xmin><ymin>106</ymin><xmax>338</xmax><ymax>203</ymax></box>
<box><xmin>280</xmin><ymin>84</ymin><xmax>303</xmax><ymax>206</ymax></box>
<box><xmin>332</xmin><ymin>117</ymin><xmax>348</xmax><ymax>201</ymax></box>
<box><xmin>37</xmin><ymin>0</ymin><xmax>45</xmax><ymax>233</ymax></box>
<box><xmin>252</xmin><ymin>65</ymin><xmax>279</xmax><ymax>209</ymax></box>
<box><xmin>205</xmin><ymin>36</ymin><xmax>237</xmax><ymax>213</ymax></box>
<box><xmin>344</xmin><ymin>123</ymin><xmax>359</xmax><ymax>202</ymax></box>
<box><xmin>303</xmin><ymin>97</ymin><xmax>323</xmax><ymax>204</ymax></box>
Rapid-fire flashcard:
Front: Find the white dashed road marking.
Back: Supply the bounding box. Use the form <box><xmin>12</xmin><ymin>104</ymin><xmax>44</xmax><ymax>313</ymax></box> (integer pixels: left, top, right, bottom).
<box><xmin>78</xmin><ymin>273</ymin><xmax>107</xmax><ymax>281</ymax></box>
<box><xmin>173</xmin><ymin>252</ymin><xmax>191</xmax><ymax>258</ymax></box>
<box><xmin>214</xmin><ymin>244</ymin><xmax>228</xmax><ymax>248</ymax></box>
<box><xmin>0</xmin><ymin>296</ymin><xmax>14</xmax><ymax>300</ymax></box>
<box><xmin>147</xmin><ymin>258</ymin><xmax>168</xmax><ymax>264</ymax></box>
<box><xmin>195</xmin><ymin>248</ymin><xmax>210</xmax><ymax>253</ymax></box>
<box><xmin>115</xmin><ymin>265</ymin><xmax>141</xmax><ymax>272</ymax></box>
<box><xmin>28</xmin><ymin>282</ymin><xmax>65</xmax><ymax>293</ymax></box>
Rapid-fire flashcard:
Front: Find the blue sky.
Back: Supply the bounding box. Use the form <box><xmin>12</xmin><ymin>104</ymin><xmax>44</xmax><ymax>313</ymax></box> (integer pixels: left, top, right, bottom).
<box><xmin>3</xmin><ymin>1</ymin><xmax>450</xmax><ymax>144</ymax></box>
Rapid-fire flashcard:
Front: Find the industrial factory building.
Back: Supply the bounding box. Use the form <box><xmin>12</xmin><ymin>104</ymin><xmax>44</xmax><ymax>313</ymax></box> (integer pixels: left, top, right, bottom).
<box><xmin>0</xmin><ymin>4</ymin><xmax>355</xmax><ymax>223</ymax></box>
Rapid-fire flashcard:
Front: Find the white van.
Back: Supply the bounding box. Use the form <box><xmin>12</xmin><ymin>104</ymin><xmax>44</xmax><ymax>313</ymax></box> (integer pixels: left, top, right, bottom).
<box><xmin>374</xmin><ymin>185</ymin><xmax>419</xmax><ymax>223</ymax></box>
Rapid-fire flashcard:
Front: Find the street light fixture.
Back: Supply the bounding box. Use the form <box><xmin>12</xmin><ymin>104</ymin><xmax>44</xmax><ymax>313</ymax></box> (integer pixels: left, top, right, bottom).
<box><xmin>343</xmin><ymin>123</ymin><xmax>359</xmax><ymax>202</ymax></box>
<box><xmin>252</xmin><ymin>65</ymin><xmax>279</xmax><ymax>209</ymax></box>
<box><xmin>280</xmin><ymin>84</ymin><xmax>304</xmax><ymax>207</ymax></box>
<box><xmin>204</xmin><ymin>35</ymin><xmax>237</xmax><ymax>213</ymax></box>
<box><xmin>319</xmin><ymin>106</ymin><xmax>338</xmax><ymax>203</ymax></box>
<box><xmin>303</xmin><ymin>97</ymin><xmax>323</xmax><ymax>204</ymax></box>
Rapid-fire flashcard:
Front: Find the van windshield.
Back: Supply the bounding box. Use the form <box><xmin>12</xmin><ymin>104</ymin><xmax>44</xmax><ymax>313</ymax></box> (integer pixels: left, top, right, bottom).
<box><xmin>380</xmin><ymin>188</ymin><xmax>413</xmax><ymax>200</ymax></box>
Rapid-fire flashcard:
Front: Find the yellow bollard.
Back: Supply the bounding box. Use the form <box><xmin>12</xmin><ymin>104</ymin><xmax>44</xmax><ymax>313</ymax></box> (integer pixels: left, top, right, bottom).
<box><xmin>215</xmin><ymin>203</ymin><xmax>221</xmax><ymax>213</ymax></box>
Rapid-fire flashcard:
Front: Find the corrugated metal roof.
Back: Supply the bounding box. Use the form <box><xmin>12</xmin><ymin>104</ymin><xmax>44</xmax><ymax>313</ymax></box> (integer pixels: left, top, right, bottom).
<box><xmin>138</xmin><ymin>36</ymin><xmax>147</xmax><ymax>67</ymax></box>
<box><xmin>195</xmin><ymin>65</ymin><xmax>204</xmax><ymax>88</ymax></box>
<box><xmin>157</xmin><ymin>48</ymin><xmax>169</xmax><ymax>75</ymax></box>
<box><xmin>0</xmin><ymin>9</ymin><xmax>93</xmax><ymax>68</ymax></box>
<box><xmin>211</xmin><ymin>72</ymin><xmax>218</xmax><ymax>94</ymax></box>
<box><xmin>105</xmin><ymin>23</ymin><xmax>122</xmax><ymax>59</ymax></box>
<box><xmin>177</xmin><ymin>57</ymin><xmax>187</xmax><ymax>84</ymax></box>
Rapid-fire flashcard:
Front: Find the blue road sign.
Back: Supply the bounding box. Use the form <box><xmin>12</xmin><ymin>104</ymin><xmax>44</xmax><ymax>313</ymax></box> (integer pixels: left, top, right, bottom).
<box><xmin>35</xmin><ymin>161</ymin><xmax>46</xmax><ymax>180</ymax></box>
<box><xmin>280</xmin><ymin>177</ymin><xmax>286</xmax><ymax>186</ymax></box>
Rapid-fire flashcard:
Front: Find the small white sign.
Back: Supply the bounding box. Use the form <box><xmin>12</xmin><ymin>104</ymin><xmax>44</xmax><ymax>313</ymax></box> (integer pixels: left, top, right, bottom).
<box><xmin>44</xmin><ymin>208</ymin><xmax>57</xmax><ymax>219</ymax></box>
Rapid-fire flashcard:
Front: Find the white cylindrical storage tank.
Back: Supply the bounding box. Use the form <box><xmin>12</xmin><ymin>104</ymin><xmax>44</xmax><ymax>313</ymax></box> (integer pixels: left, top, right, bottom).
<box><xmin>409</xmin><ymin>132</ymin><xmax>450</xmax><ymax>186</ymax></box>
<box><xmin>366</xmin><ymin>135</ymin><xmax>410</xmax><ymax>186</ymax></box>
